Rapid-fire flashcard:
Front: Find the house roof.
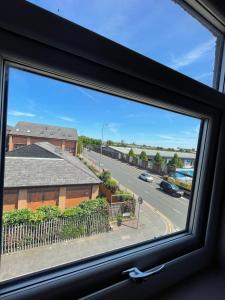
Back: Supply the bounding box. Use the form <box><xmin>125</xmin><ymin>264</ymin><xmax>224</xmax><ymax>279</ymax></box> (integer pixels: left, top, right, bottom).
<box><xmin>10</xmin><ymin>122</ymin><xmax>78</xmax><ymax>141</ymax></box>
<box><xmin>5</xmin><ymin>142</ymin><xmax>101</xmax><ymax>188</ymax></box>
<box><xmin>6</xmin><ymin>143</ymin><xmax>60</xmax><ymax>159</ymax></box>
<box><xmin>106</xmin><ymin>146</ymin><xmax>196</xmax><ymax>159</ymax></box>
<box><xmin>7</xmin><ymin>125</ymin><xmax>13</xmax><ymax>132</ymax></box>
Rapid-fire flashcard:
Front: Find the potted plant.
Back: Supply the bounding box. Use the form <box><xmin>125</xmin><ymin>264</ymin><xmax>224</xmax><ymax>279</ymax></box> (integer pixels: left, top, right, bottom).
<box><xmin>117</xmin><ymin>214</ymin><xmax>123</xmax><ymax>226</ymax></box>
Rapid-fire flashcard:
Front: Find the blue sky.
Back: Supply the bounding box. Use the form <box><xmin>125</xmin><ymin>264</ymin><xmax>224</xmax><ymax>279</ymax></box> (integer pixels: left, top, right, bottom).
<box><xmin>7</xmin><ymin>68</ymin><xmax>200</xmax><ymax>149</ymax></box>
<box><xmin>7</xmin><ymin>1</ymin><xmax>215</xmax><ymax>149</ymax></box>
<box><xmin>28</xmin><ymin>0</ymin><xmax>216</xmax><ymax>86</ymax></box>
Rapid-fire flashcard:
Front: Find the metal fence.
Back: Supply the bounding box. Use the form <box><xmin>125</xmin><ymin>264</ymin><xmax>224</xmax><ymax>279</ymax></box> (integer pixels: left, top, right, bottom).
<box><xmin>108</xmin><ymin>200</ymin><xmax>136</xmax><ymax>218</ymax></box>
<box><xmin>1</xmin><ymin>213</ymin><xmax>110</xmax><ymax>254</ymax></box>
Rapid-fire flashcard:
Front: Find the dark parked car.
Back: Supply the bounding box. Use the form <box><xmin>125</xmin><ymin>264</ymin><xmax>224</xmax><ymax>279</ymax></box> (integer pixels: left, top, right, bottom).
<box><xmin>160</xmin><ymin>180</ymin><xmax>184</xmax><ymax>197</ymax></box>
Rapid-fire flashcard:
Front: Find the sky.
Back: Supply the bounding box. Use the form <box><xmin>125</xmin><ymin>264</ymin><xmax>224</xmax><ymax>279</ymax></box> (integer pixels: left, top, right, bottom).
<box><xmin>7</xmin><ymin>0</ymin><xmax>216</xmax><ymax>149</ymax></box>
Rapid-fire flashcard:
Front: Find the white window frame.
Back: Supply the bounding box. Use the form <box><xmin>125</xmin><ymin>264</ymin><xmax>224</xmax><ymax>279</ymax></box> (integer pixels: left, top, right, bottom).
<box><xmin>0</xmin><ymin>1</ymin><xmax>225</xmax><ymax>299</ymax></box>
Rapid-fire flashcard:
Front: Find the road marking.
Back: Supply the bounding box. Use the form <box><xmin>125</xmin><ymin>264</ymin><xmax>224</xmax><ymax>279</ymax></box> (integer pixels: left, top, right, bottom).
<box><xmin>144</xmin><ymin>190</ymin><xmax>150</xmax><ymax>194</ymax></box>
<box><xmin>176</xmin><ymin>197</ymin><xmax>189</xmax><ymax>207</ymax></box>
<box><xmin>172</xmin><ymin>208</ymin><xmax>182</xmax><ymax>215</ymax></box>
<box><xmin>143</xmin><ymin>201</ymin><xmax>175</xmax><ymax>234</ymax></box>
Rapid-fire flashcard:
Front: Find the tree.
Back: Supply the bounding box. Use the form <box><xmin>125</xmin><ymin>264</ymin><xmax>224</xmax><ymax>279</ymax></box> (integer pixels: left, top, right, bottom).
<box><xmin>128</xmin><ymin>148</ymin><xmax>136</xmax><ymax>158</ymax></box>
<box><xmin>79</xmin><ymin>135</ymin><xmax>101</xmax><ymax>148</ymax></box>
<box><xmin>168</xmin><ymin>153</ymin><xmax>184</xmax><ymax>168</ymax></box>
<box><xmin>77</xmin><ymin>139</ymin><xmax>83</xmax><ymax>155</ymax></box>
<box><xmin>154</xmin><ymin>152</ymin><xmax>164</xmax><ymax>167</ymax></box>
<box><xmin>139</xmin><ymin>151</ymin><xmax>148</xmax><ymax>161</ymax></box>
<box><xmin>120</xmin><ymin>140</ymin><xmax>126</xmax><ymax>147</ymax></box>
<box><xmin>106</xmin><ymin>140</ymin><xmax>113</xmax><ymax>146</ymax></box>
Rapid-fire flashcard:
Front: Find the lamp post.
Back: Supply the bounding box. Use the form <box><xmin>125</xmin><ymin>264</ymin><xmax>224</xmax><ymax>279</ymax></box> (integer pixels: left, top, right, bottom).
<box><xmin>99</xmin><ymin>123</ymin><xmax>108</xmax><ymax>169</ymax></box>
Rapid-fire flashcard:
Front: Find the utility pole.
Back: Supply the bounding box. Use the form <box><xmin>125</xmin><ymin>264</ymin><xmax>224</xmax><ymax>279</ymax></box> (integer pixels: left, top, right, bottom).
<box><xmin>99</xmin><ymin>123</ymin><xmax>107</xmax><ymax>169</ymax></box>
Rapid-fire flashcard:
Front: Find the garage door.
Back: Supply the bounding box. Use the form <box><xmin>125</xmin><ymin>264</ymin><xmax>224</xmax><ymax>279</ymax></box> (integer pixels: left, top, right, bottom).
<box><xmin>65</xmin><ymin>186</ymin><xmax>92</xmax><ymax>208</ymax></box>
<box><xmin>28</xmin><ymin>187</ymin><xmax>59</xmax><ymax>210</ymax></box>
<box><xmin>3</xmin><ymin>189</ymin><xmax>18</xmax><ymax>211</ymax></box>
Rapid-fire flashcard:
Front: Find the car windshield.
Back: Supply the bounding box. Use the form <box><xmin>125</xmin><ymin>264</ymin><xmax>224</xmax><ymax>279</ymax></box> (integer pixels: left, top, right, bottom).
<box><xmin>170</xmin><ymin>183</ymin><xmax>180</xmax><ymax>191</ymax></box>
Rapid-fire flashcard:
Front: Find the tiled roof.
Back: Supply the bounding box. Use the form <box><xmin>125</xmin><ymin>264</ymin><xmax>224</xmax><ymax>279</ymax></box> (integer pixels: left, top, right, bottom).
<box><xmin>10</xmin><ymin>122</ymin><xmax>78</xmax><ymax>140</ymax></box>
<box><xmin>5</xmin><ymin>142</ymin><xmax>100</xmax><ymax>188</ymax></box>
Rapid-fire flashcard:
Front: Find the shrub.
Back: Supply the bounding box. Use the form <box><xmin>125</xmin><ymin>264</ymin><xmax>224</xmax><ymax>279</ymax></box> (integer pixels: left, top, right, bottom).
<box><xmin>99</xmin><ymin>170</ymin><xmax>111</xmax><ymax>183</ymax></box>
<box><xmin>79</xmin><ymin>197</ymin><xmax>108</xmax><ymax>214</ymax></box>
<box><xmin>115</xmin><ymin>190</ymin><xmax>133</xmax><ymax>202</ymax></box>
<box><xmin>105</xmin><ymin>178</ymin><xmax>118</xmax><ymax>192</ymax></box>
<box><xmin>36</xmin><ymin>206</ymin><xmax>61</xmax><ymax>220</ymax></box>
<box><xmin>3</xmin><ymin>208</ymin><xmax>33</xmax><ymax>225</ymax></box>
<box><xmin>29</xmin><ymin>210</ymin><xmax>45</xmax><ymax>223</ymax></box>
<box><xmin>62</xmin><ymin>207</ymin><xmax>84</xmax><ymax>218</ymax></box>
<box><xmin>116</xmin><ymin>214</ymin><xmax>123</xmax><ymax>226</ymax></box>
<box><xmin>3</xmin><ymin>198</ymin><xmax>108</xmax><ymax>225</ymax></box>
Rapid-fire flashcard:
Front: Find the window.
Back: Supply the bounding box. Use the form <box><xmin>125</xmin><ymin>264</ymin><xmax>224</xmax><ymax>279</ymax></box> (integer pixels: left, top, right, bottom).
<box><xmin>27</xmin><ymin>0</ymin><xmax>218</xmax><ymax>87</ymax></box>
<box><xmin>0</xmin><ymin>1</ymin><xmax>224</xmax><ymax>299</ymax></box>
<box><xmin>1</xmin><ymin>65</ymin><xmax>203</xmax><ymax>281</ymax></box>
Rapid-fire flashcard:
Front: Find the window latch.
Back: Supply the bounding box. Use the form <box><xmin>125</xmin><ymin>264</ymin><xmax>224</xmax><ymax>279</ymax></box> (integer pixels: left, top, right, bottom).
<box><xmin>122</xmin><ymin>264</ymin><xmax>165</xmax><ymax>282</ymax></box>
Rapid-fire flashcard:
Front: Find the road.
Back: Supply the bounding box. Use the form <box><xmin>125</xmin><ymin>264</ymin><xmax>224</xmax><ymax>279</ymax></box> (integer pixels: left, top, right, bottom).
<box><xmin>84</xmin><ymin>150</ymin><xmax>189</xmax><ymax>231</ymax></box>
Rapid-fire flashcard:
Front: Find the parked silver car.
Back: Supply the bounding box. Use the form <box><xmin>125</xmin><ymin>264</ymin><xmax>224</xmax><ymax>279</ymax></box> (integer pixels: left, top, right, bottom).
<box><xmin>139</xmin><ymin>173</ymin><xmax>153</xmax><ymax>182</ymax></box>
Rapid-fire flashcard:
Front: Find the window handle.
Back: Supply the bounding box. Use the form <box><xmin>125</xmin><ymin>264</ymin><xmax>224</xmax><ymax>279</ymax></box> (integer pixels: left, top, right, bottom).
<box><xmin>122</xmin><ymin>264</ymin><xmax>165</xmax><ymax>282</ymax></box>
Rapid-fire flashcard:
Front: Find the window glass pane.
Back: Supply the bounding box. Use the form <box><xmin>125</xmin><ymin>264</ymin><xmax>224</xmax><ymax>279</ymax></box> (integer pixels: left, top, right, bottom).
<box><xmin>1</xmin><ymin>66</ymin><xmax>201</xmax><ymax>281</ymax></box>
<box><xmin>27</xmin><ymin>0</ymin><xmax>217</xmax><ymax>87</ymax></box>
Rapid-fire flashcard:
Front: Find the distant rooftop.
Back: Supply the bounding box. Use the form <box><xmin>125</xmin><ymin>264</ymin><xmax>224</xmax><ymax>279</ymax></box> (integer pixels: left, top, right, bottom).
<box><xmin>10</xmin><ymin>122</ymin><xmax>78</xmax><ymax>141</ymax></box>
<box><xmin>7</xmin><ymin>125</ymin><xmax>13</xmax><ymax>132</ymax></box>
<box><xmin>5</xmin><ymin>142</ymin><xmax>100</xmax><ymax>188</ymax></box>
<box><xmin>106</xmin><ymin>146</ymin><xmax>196</xmax><ymax>159</ymax></box>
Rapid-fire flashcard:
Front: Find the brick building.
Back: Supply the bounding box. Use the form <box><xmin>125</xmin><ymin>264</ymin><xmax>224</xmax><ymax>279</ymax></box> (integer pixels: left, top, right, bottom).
<box><xmin>8</xmin><ymin>122</ymin><xmax>78</xmax><ymax>156</ymax></box>
<box><xmin>4</xmin><ymin>142</ymin><xmax>101</xmax><ymax>211</ymax></box>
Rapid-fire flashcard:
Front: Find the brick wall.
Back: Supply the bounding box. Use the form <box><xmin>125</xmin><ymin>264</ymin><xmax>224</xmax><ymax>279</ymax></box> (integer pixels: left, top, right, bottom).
<box><xmin>8</xmin><ymin>135</ymin><xmax>77</xmax><ymax>156</ymax></box>
<box><xmin>3</xmin><ymin>189</ymin><xmax>18</xmax><ymax>211</ymax></box>
<box><xmin>3</xmin><ymin>184</ymin><xmax>99</xmax><ymax>211</ymax></box>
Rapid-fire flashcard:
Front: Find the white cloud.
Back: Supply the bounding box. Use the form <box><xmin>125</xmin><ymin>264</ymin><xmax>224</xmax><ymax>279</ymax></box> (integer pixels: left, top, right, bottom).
<box><xmin>57</xmin><ymin>116</ymin><xmax>76</xmax><ymax>122</ymax></box>
<box><xmin>157</xmin><ymin>134</ymin><xmax>174</xmax><ymax>140</ymax></box>
<box><xmin>9</xmin><ymin>110</ymin><xmax>36</xmax><ymax>117</ymax></box>
<box><xmin>170</xmin><ymin>39</ymin><xmax>215</xmax><ymax>70</ymax></box>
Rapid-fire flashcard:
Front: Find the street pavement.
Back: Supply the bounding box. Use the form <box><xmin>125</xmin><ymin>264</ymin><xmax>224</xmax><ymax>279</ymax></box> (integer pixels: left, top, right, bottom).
<box><xmin>84</xmin><ymin>150</ymin><xmax>189</xmax><ymax>231</ymax></box>
<box><xmin>0</xmin><ymin>200</ymin><xmax>167</xmax><ymax>281</ymax></box>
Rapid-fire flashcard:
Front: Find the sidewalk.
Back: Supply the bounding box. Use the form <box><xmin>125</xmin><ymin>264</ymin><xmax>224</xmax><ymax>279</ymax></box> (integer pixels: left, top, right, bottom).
<box><xmin>0</xmin><ymin>202</ymin><xmax>173</xmax><ymax>281</ymax></box>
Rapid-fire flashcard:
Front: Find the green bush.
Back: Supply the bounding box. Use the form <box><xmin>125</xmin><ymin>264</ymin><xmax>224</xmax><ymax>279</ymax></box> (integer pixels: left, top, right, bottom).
<box><xmin>62</xmin><ymin>206</ymin><xmax>84</xmax><ymax>218</ymax></box>
<box><xmin>105</xmin><ymin>178</ymin><xmax>118</xmax><ymax>192</ymax></box>
<box><xmin>29</xmin><ymin>210</ymin><xmax>45</xmax><ymax>223</ymax></box>
<box><xmin>79</xmin><ymin>197</ymin><xmax>108</xmax><ymax>214</ymax></box>
<box><xmin>99</xmin><ymin>170</ymin><xmax>111</xmax><ymax>183</ymax></box>
<box><xmin>36</xmin><ymin>206</ymin><xmax>61</xmax><ymax>220</ymax></box>
<box><xmin>115</xmin><ymin>190</ymin><xmax>133</xmax><ymax>202</ymax></box>
<box><xmin>3</xmin><ymin>198</ymin><xmax>108</xmax><ymax>225</ymax></box>
<box><xmin>3</xmin><ymin>208</ymin><xmax>33</xmax><ymax>225</ymax></box>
